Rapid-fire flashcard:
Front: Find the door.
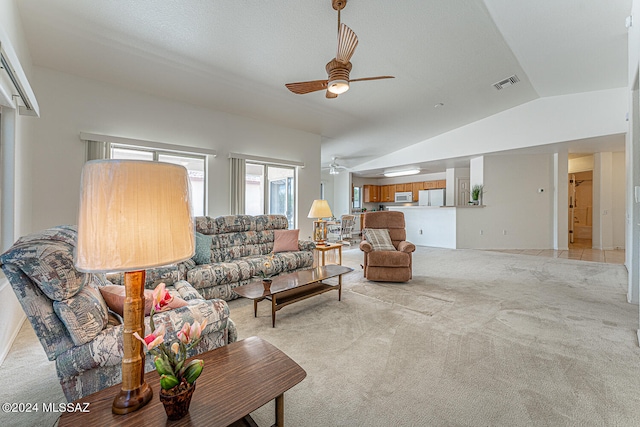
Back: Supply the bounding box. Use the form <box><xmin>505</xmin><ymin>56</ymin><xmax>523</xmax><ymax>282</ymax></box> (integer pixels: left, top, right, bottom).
<box><xmin>457</xmin><ymin>178</ymin><xmax>470</xmax><ymax>206</ymax></box>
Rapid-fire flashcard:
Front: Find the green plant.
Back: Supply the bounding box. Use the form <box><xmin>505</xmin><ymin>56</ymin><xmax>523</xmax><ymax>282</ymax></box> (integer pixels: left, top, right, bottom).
<box><xmin>471</xmin><ymin>184</ymin><xmax>483</xmax><ymax>201</ymax></box>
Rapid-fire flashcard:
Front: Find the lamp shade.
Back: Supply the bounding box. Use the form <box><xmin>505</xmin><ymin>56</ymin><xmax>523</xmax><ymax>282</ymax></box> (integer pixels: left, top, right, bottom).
<box><xmin>75</xmin><ymin>160</ymin><xmax>195</xmax><ymax>273</ymax></box>
<box><xmin>307</xmin><ymin>199</ymin><xmax>333</xmax><ymax>219</ymax></box>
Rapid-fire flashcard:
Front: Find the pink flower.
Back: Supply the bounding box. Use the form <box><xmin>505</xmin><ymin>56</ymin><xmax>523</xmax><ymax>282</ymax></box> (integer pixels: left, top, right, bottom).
<box><xmin>177</xmin><ymin>320</ymin><xmax>208</xmax><ymax>345</ymax></box>
<box><xmin>133</xmin><ymin>323</ymin><xmax>166</xmax><ymax>351</ymax></box>
<box><xmin>152</xmin><ymin>283</ymin><xmax>173</xmax><ymax>313</ymax></box>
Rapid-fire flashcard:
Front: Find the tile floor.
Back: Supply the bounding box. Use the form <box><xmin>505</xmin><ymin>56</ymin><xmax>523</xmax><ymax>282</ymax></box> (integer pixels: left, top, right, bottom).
<box><xmin>488</xmin><ymin>239</ymin><xmax>625</xmax><ymax>265</ymax></box>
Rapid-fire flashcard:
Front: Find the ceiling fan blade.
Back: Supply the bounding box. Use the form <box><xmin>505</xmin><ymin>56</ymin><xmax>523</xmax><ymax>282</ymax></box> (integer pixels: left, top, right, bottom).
<box><xmin>349</xmin><ymin>76</ymin><xmax>395</xmax><ymax>83</ymax></box>
<box><xmin>326</xmin><ymin>90</ymin><xmax>338</xmax><ymax>99</ymax></box>
<box><xmin>285</xmin><ymin>79</ymin><xmax>328</xmax><ymax>94</ymax></box>
<box><xmin>336</xmin><ymin>23</ymin><xmax>358</xmax><ymax>64</ymax></box>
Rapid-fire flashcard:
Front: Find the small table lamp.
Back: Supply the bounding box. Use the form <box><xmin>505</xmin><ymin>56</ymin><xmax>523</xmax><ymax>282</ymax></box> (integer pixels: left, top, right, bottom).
<box><xmin>307</xmin><ymin>199</ymin><xmax>333</xmax><ymax>243</ymax></box>
<box><xmin>75</xmin><ymin>160</ymin><xmax>195</xmax><ymax>414</ymax></box>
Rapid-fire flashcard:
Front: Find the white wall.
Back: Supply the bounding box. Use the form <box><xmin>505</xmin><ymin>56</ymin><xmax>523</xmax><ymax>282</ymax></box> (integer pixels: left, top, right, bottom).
<box><xmin>27</xmin><ymin>67</ymin><xmax>322</xmax><ymax>239</ymax></box>
<box><xmin>457</xmin><ymin>154</ymin><xmax>554</xmax><ymax>249</ymax></box>
<box><xmin>354</xmin><ymin>88</ymin><xmax>627</xmax><ymax>173</ymax></box>
<box><xmin>613</xmin><ymin>152</ymin><xmax>626</xmax><ymax>249</ymax></box>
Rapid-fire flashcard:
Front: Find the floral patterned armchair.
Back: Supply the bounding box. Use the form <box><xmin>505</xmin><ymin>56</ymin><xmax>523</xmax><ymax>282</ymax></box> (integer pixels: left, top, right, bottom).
<box><xmin>0</xmin><ymin>225</ymin><xmax>237</xmax><ymax>402</ymax></box>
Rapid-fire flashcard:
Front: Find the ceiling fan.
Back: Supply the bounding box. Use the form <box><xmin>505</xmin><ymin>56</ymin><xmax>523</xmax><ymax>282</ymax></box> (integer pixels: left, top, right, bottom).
<box><xmin>285</xmin><ymin>0</ymin><xmax>394</xmax><ymax>99</ymax></box>
<box><xmin>323</xmin><ymin>157</ymin><xmax>349</xmax><ymax>175</ymax></box>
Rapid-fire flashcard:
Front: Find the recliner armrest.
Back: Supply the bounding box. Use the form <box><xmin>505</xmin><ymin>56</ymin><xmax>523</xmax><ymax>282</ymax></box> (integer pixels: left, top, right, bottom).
<box><xmin>397</xmin><ymin>241</ymin><xmax>416</xmax><ymax>253</ymax></box>
<box><xmin>360</xmin><ymin>241</ymin><xmax>373</xmax><ymax>253</ymax></box>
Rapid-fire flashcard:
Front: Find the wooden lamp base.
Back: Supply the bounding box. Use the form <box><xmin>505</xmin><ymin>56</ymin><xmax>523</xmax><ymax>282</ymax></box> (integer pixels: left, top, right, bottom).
<box><xmin>113</xmin><ymin>270</ymin><xmax>153</xmax><ymax>414</ymax></box>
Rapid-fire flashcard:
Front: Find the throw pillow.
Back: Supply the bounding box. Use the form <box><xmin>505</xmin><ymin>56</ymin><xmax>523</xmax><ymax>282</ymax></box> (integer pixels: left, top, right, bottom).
<box><xmin>53</xmin><ymin>281</ymin><xmax>109</xmax><ymax>346</ymax></box>
<box><xmin>273</xmin><ymin>229</ymin><xmax>299</xmax><ymax>253</ymax></box>
<box><xmin>363</xmin><ymin>228</ymin><xmax>396</xmax><ymax>251</ymax></box>
<box><xmin>99</xmin><ymin>285</ymin><xmax>188</xmax><ymax>317</ymax></box>
<box><xmin>193</xmin><ymin>232</ymin><xmax>212</xmax><ymax>265</ymax></box>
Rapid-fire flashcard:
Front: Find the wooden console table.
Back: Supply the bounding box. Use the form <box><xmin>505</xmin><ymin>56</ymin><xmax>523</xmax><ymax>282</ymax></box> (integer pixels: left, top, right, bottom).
<box><xmin>58</xmin><ymin>336</ymin><xmax>306</xmax><ymax>427</ymax></box>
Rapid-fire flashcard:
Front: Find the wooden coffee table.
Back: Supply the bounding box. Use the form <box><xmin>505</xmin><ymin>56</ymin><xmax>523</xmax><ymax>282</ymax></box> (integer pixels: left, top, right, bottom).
<box><xmin>58</xmin><ymin>336</ymin><xmax>306</xmax><ymax>427</ymax></box>
<box><xmin>234</xmin><ymin>265</ymin><xmax>353</xmax><ymax>327</ymax></box>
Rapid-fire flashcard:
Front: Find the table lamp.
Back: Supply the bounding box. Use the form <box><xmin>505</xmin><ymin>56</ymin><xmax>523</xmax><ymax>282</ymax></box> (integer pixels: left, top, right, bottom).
<box><xmin>75</xmin><ymin>160</ymin><xmax>195</xmax><ymax>414</ymax></box>
<box><xmin>307</xmin><ymin>199</ymin><xmax>333</xmax><ymax>243</ymax></box>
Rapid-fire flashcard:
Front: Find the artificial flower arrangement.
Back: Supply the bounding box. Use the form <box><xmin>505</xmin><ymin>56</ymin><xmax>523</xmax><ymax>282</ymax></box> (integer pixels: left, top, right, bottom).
<box><xmin>134</xmin><ymin>283</ymin><xmax>207</xmax><ymax>394</ymax></box>
<box><xmin>254</xmin><ymin>253</ymin><xmax>276</xmax><ymax>281</ymax></box>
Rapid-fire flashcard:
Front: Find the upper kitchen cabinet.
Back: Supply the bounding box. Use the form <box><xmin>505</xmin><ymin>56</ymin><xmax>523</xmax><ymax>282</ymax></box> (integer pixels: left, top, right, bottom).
<box><xmin>363</xmin><ymin>184</ymin><xmax>380</xmax><ymax>203</ymax></box>
<box><xmin>381</xmin><ymin>185</ymin><xmax>395</xmax><ymax>202</ymax></box>
<box><xmin>411</xmin><ymin>182</ymin><xmax>425</xmax><ymax>201</ymax></box>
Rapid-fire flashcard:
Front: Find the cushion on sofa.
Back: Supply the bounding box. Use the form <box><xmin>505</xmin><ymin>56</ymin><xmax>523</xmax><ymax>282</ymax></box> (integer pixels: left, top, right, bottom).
<box><xmin>53</xmin><ymin>279</ymin><xmax>109</xmax><ymax>346</ymax></box>
<box><xmin>193</xmin><ymin>232</ymin><xmax>212</xmax><ymax>265</ymax></box>
<box><xmin>363</xmin><ymin>229</ymin><xmax>396</xmax><ymax>251</ymax></box>
<box><xmin>273</xmin><ymin>229</ymin><xmax>299</xmax><ymax>253</ymax></box>
<box><xmin>0</xmin><ymin>226</ymin><xmax>88</xmax><ymax>301</ymax></box>
<box><xmin>99</xmin><ymin>285</ymin><xmax>188</xmax><ymax>316</ymax></box>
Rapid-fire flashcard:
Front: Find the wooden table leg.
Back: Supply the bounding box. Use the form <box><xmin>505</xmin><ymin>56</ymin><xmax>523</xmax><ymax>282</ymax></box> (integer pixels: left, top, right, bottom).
<box><xmin>253</xmin><ymin>300</ymin><xmax>258</xmax><ymax>317</ymax></box>
<box><xmin>272</xmin><ymin>295</ymin><xmax>277</xmax><ymax>327</ymax></box>
<box><xmin>275</xmin><ymin>394</ymin><xmax>284</xmax><ymax>427</ymax></box>
<box><xmin>338</xmin><ymin>274</ymin><xmax>342</xmax><ymax>301</ymax></box>
<box><xmin>338</xmin><ymin>245</ymin><xmax>342</xmax><ymax>265</ymax></box>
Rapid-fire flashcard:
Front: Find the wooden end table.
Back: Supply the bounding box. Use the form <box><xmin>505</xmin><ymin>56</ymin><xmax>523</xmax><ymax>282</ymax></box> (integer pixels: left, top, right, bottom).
<box><xmin>313</xmin><ymin>242</ymin><xmax>343</xmax><ymax>267</ymax></box>
<box><xmin>235</xmin><ymin>265</ymin><xmax>353</xmax><ymax>327</ymax></box>
<box><xmin>58</xmin><ymin>337</ymin><xmax>306</xmax><ymax>427</ymax></box>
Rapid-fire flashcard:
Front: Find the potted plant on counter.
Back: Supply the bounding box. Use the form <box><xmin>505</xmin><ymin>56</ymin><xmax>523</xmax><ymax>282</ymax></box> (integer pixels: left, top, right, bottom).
<box><xmin>471</xmin><ymin>184</ymin><xmax>483</xmax><ymax>205</ymax></box>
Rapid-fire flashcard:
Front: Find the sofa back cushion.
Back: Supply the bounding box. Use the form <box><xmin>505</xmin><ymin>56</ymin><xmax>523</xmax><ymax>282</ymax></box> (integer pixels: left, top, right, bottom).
<box><xmin>194</xmin><ymin>215</ymin><xmax>289</xmax><ymax>263</ymax></box>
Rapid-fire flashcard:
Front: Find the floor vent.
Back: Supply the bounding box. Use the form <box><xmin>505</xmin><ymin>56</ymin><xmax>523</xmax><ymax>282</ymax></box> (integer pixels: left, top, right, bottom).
<box><xmin>493</xmin><ymin>74</ymin><xmax>520</xmax><ymax>90</ymax></box>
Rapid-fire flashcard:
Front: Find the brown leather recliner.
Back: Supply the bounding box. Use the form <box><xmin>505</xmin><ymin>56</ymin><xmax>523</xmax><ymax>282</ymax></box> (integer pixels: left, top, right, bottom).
<box><xmin>359</xmin><ymin>211</ymin><xmax>416</xmax><ymax>282</ymax></box>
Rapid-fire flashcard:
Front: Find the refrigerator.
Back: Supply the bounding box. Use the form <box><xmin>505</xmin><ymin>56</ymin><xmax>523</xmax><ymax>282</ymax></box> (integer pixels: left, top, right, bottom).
<box><xmin>418</xmin><ymin>189</ymin><xmax>446</xmax><ymax>207</ymax></box>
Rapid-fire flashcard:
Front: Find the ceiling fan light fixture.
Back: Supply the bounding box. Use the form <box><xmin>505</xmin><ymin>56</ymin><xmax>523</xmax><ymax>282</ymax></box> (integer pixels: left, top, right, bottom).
<box><xmin>384</xmin><ymin>168</ymin><xmax>421</xmax><ymax>178</ymax></box>
<box><xmin>327</xmin><ymin>79</ymin><xmax>350</xmax><ymax>94</ymax></box>
<box><xmin>329</xmin><ymin>166</ymin><xmax>339</xmax><ymax>175</ymax></box>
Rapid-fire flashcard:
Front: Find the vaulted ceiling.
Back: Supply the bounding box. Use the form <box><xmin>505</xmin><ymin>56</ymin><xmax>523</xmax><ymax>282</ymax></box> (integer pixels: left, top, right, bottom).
<box><xmin>17</xmin><ymin>0</ymin><xmax>631</xmax><ymax>174</ymax></box>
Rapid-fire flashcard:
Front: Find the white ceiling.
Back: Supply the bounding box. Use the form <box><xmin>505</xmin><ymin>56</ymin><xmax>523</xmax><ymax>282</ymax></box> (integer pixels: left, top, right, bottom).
<box><xmin>16</xmin><ymin>0</ymin><xmax>631</xmax><ymax>174</ymax></box>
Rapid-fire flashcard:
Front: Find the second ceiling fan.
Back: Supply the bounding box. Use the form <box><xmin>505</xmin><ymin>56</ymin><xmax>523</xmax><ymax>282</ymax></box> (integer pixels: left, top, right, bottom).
<box><xmin>285</xmin><ymin>0</ymin><xmax>394</xmax><ymax>99</ymax></box>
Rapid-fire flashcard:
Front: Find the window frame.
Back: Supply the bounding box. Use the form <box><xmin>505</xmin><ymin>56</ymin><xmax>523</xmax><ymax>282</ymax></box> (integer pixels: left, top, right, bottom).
<box><xmin>109</xmin><ymin>143</ymin><xmax>208</xmax><ymax>216</ymax></box>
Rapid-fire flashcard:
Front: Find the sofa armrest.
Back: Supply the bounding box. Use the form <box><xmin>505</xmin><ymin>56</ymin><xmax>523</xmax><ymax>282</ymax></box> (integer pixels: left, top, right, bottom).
<box><xmin>360</xmin><ymin>241</ymin><xmax>373</xmax><ymax>253</ymax></box>
<box><xmin>55</xmin><ymin>297</ymin><xmax>231</xmax><ymax>379</ymax></box>
<box><xmin>397</xmin><ymin>241</ymin><xmax>416</xmax><ymax>253</ymax></box>
<box><xmin>298</xmin><ymin>240</ymin><xmax>316</xmax><ymax>251</ymax></box>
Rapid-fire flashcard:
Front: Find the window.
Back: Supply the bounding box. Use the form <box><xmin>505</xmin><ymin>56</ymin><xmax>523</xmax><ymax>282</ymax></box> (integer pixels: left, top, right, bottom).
<box><xmin>353</xmin><ymin>186</ymin><xmax>361</xmax><ymax>209</ymax></box>
<box><xmin>245</xmin><ymin>162</ymin><xmax>296</xmax><ymax>228</ymax></box>
<box><xmin>111</xmin><ymin>144</ymin><xmax>207</xmax><ymax>216</ymax></box>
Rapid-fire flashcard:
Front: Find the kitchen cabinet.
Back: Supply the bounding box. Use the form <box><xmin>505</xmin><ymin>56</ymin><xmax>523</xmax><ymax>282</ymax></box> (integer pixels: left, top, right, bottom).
<box><xmin>411</xmin><ymin>182</ymin><xmax>425</xmax><ymax>202</ymax></box>
<box><xmin>363</xmin><ymin>185</ymin><xmax>380</xmax><ymax>203</ymax></box>
<box><xmin>424</xmin><ymin>181</ymin><xmax>437</xmax><ymax>189</ymax></box>
<box><xmin>436</xmin><ymin>180</ymin><xmax>446</xmax><ymax>189</ymax></box>
<box><xmin>396</xmin><ymin>183</ymin><xmax>411</xmax><ymax>192</ymax></box>
<box><xmin>381</xmin><ymin>184</ymin><xmax>395</xmax><ymax>202</ymax></box>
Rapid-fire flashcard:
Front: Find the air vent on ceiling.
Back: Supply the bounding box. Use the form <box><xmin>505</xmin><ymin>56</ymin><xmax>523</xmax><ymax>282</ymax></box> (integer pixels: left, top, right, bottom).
<box><xmin>493</xmin><ymin>74</ymin><xmax>520</xmax><ymax>90</ymax></box>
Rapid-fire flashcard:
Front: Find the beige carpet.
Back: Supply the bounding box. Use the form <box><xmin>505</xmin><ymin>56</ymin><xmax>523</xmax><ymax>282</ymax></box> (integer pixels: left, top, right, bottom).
<box><xmin>2</xmin><ymin>246</ymin><xmax>639</xmax><ymax>426</ymax></box>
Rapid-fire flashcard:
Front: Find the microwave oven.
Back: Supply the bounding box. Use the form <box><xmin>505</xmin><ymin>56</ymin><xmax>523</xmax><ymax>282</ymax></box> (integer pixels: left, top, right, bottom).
<box><xmin>395</xmin><ymin>192</ymin><xmax>412</xmax><ymax>203</ymax></box>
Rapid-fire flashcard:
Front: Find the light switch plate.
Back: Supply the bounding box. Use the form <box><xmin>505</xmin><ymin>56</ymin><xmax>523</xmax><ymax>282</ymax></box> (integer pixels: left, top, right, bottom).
<box><xmin>636</xmin><ymin>186</ymin><xmax>640</xmax><ymax>203</ymax></box>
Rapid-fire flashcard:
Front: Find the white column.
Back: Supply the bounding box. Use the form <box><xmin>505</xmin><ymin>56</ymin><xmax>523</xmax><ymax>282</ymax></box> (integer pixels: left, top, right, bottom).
<box><xmin>554</xmin><ymin>151</ymin><xmax>569</xmax><ymax>250</ymax></box>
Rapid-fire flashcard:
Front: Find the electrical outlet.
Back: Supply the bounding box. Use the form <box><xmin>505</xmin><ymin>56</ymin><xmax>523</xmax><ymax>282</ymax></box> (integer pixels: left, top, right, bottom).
<box><xmin>419</xmin><ymin>229</ymin><xmax>423</xmax><ymax>235</ymax></box>
<box><xmin>479</xmin><ymin>230</ymin><xmax>483</xmax><ymax>235</ymax></box>
<box><xmin>503</xmin><ymin>230</ymin><xmax>507</xmax><ymax>235</ymax></box>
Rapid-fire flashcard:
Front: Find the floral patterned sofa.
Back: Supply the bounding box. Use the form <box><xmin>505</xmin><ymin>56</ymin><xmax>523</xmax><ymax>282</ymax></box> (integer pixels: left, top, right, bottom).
<box><xmin>109</xmin><ymin>215</ymin><xmax>316</xmax><ymax>301</ymax></box>
<box><xmin>0</xmin><ymin>225</ymin><xmax>237</xmax><ymax>402</ymax></box>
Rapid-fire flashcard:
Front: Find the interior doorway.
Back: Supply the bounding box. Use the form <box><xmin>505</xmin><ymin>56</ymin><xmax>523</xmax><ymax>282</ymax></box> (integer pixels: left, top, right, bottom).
<box><xmin>568</xmin><ymin>170</ymin><xmax>593</xmax><ymax>247</ymax></box>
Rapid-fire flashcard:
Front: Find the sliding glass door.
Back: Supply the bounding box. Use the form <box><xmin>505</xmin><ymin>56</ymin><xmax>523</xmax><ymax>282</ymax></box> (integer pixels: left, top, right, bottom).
<box><xmin>246</xmin><ymin>163</ymin><xmax>295</xmax><ymax>228</ymax></box>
